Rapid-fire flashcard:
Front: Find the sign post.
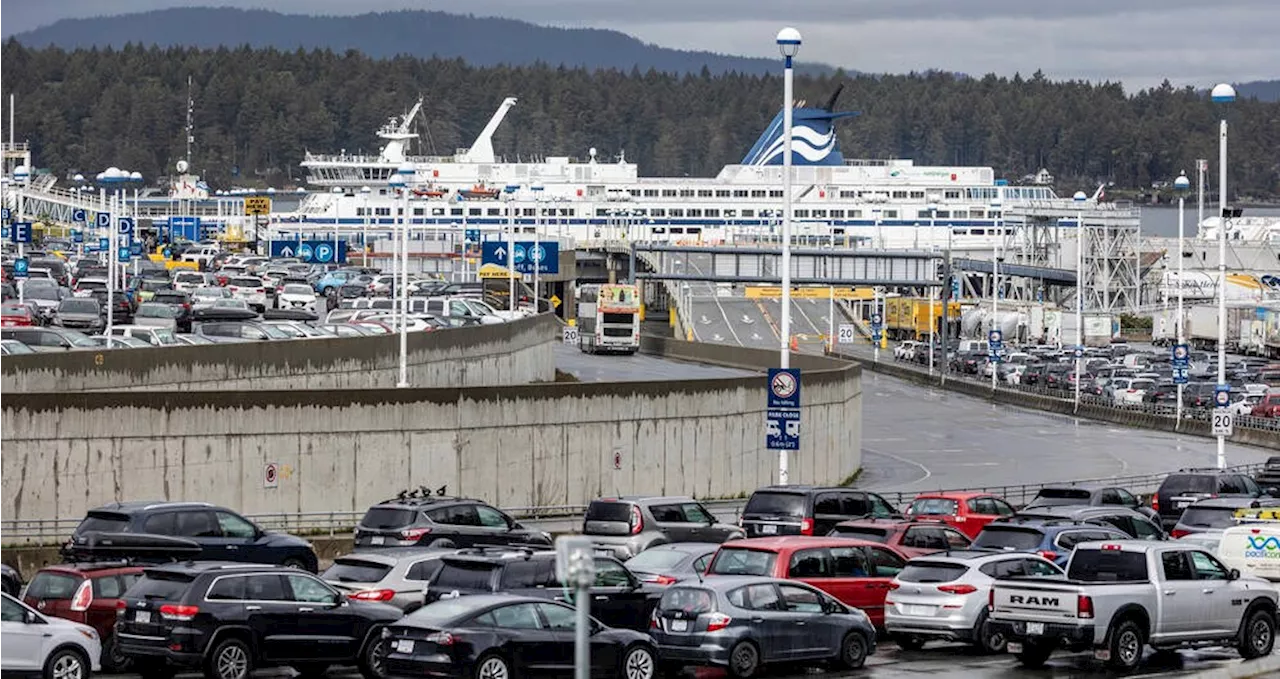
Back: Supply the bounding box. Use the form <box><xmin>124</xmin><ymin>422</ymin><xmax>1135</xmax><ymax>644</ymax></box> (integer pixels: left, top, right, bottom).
<box><xmin>766</xmin><ymin>368</ymin><xmax>801</xmax><ymax>485</ymax></box>
<box><xmin>1213</xmin><ymin>385</ymin><xmax>1234</xmax><ymax>437</ymax></box>
<box><xmin>988</xmin><ymin>329</ymin><xmax>1003</xmax><ymax>389</ymax></box>
<box><xmin>870</xmin><ymin>312</ymin><xmax>883</xmax><ymax>363</ymax></box>
<box><xmin>1172</xmin><ymin>343</ymin><xmax>1190</xmax><ymax>422</ymax></box>
<box><xmin>554</xmin><ymin>536</ymin><xmax>595</xmax><ymax>679</ymax></box>
<box><xmin>13</xmin><ymin>257</ymin><xmax>28</xmax><ymax>304</ymax></box>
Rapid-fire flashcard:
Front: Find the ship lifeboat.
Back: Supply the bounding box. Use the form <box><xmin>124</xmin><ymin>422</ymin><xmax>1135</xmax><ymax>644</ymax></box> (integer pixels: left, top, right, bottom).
<box><xmin>412</xmin><ymin>185</ymin><xmax>447</xmax><ymax>198</ymax></box>
<box><xmin>459</xmin><ymin>184</ymin><xmax>501</xmax><ymax>200</ymax></box>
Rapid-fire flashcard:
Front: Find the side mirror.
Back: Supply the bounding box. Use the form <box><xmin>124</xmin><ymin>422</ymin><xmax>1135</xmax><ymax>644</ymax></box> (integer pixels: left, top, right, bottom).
<box><xmin>1229</xmin><ymin>568</ymin><xmax>1241</xmax><ymax>581</ymax></box>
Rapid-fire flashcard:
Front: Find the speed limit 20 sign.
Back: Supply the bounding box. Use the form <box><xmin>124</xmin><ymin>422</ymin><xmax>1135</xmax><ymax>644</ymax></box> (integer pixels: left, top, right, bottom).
<box><xmin>837</xmin><ymin>324</ymin><xmax>856</xmax><ymax>344</ymax></box>
<box><xmin>562</xmin><ymin>326</ymin><xmax>580</xmax><ymax>345</ymax></box>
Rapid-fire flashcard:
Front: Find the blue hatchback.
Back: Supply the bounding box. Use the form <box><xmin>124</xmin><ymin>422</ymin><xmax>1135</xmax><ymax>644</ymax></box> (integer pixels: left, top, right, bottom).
<box><xmin>971</xmin><ymin>518</ymin><xmax>1130</xmax><ymax>566</ymax></box>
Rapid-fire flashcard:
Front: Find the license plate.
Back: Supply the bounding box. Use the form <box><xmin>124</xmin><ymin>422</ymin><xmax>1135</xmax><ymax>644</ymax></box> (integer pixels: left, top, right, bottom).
<box><xmin>761</xmin><ymin>524</ymin><xmax>777</xmax><ymax>535</ymax></box>
<box><xmin>1007</xmin><ymin>642</ymin><xmax>1023</xmax><ymax>654</ymax></box>
<box><xmin>908</xmin><ymin>605</ymin><xmax>936</xmax><ymax>616</ymax></box>
<box><xmin>670</xmin><ymin>619</ymin><xmax>689</xmax><ymax>632</ymax></box>
<box><xmin>1026</xmin><ymin>622</ymin><xmax>1044</xmax><ymax>635</ymax></box>
<box><xmin>394</xmin><ymin>640</ymin><xmax>414</xmax><ymax>654</ymax></box>
<box><xmin>1174</xmin><ymin>500</ymin><xmax>1190</xmax><ymax>509</ymax></box>
<box><xmin>135</xmin><ymin>611</ymin><xmax>151</xmax><ymax>624</ymax></box>
<box><xmin>371</xmin><ymin>536</ymin><xmax>385</xmax><ymax>545</ymax></box>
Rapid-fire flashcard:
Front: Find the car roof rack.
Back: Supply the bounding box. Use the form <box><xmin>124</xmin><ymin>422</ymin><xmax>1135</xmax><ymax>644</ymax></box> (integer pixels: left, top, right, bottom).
<box><xmin>379</xmin><ymin>485</ymin><xmax>462</xmax><ymax>505</ymax></box>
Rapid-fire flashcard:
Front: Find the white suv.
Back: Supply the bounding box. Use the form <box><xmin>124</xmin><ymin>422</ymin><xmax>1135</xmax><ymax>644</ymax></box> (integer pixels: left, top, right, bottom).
<box><xmin>1</xmin><ymin>593</ymin><xmax>101</xmax><ymax>679</ymax></box>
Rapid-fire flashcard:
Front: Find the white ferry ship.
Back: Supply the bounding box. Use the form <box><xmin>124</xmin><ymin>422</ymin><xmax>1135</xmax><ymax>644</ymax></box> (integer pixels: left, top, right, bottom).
<box><xmin>287</xmin><ymin>89</ymin><xmax>1067</xmax><ymax>249</ymax></box>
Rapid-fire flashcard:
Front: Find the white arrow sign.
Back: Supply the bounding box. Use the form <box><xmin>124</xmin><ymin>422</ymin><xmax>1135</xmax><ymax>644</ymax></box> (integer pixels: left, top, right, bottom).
<box><xmin>494</xmin><ymin>246</ymin><xmax>507</xmax><ymax>259</ymax></box>
<box><xmin>280</xmin><ymin>246</ymin><xmax>294</xmax><ymax>257</ymax></box>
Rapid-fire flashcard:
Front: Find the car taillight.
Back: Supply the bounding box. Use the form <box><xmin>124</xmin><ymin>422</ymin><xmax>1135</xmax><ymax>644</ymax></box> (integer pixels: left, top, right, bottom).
<box><xmin>887</xmin><ymin>582</ymin><xmax>901</xmax><ymax>590</ymax></box>
<box><xmin>159</xmin><ymin>604</ymin><xmax>199</xmax><ymax>621</ymax></box>
<box><xmin>706</xmin><ymin>613</ymin><xmax>732</xmax><ymax>632</ymax></box>
<box><xmin>630</xmin><ymin>504</ymin><xmax>644</xmax><ymax>535</ymax></box>
<box><xmin>988</xmin><ymin>588</ymin><xmax>995</xmax><ymax>611</ymax></box>
<box><xmin>69</xmin><ymin>580</ymin><xmax>93</xmax><ymax>612</ymax></box>
<box><xmin>426</xmin><ymin>631</ymin><xmax>455</xmax><ymax>646</ymax></box>
<box><xmin>1151</xmin><ymin>495</ymin><xmax>1159</xmax><ymax>511</ymax></box>
<box><xmin>652</xmin><ymin>575</ymin><xmax>678</xmax><ymax>585</ymax></box>
<box><xmin>351</xmin><ymin>589</ymin><xmax>396</xmax><ymax>602</ymax></box>
<box><xmin>1077</xmin><ymin>594</ymin><xmax>1094</xmax><ymax>619</ymax></box>
<box><xmin>650</xmin><ymin>610</ymin><xmax>660</xmax><ymax>629</ymax></box>
<box><xmin>1170</xmin><ymin>529</ymin><xmax>1189</xmax><ymax>538</ymax></box>
<box><xmin>937</xmin><ymin>584</ymin><xmax>978</xmax><ymax>595</ymax></box>
<box><xmin>1037</xmin><ymin>550</ymin><xmax>1058</xmax><ymax>562</ymax></box>
<box><xmin>401</xmin><ymin>528</ymin><xmax>431</xmax><ymax>541</ymax></box>
<box><xmin>800</xmin><ymin>517</ymin><xmax>814</xmax><ymax>536</ymax></box>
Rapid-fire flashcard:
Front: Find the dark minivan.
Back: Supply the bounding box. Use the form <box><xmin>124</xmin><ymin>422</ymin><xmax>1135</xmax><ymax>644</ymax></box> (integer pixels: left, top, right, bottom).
<box><xmin>739</xmin><ymin>486</ymin><xmax>901</xmax><ymax>538</ymax></box>
<box><xmin>1152</xmin><ymin>469</ymin><xmax>1275</xmax><ymax>530</ymax></box>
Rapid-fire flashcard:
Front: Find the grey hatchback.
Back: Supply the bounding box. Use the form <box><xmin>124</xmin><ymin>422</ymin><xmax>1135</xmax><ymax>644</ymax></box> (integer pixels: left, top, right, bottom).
<box><xmin>583</xmin><ymin>497</ymin><xmax>744</xmax><ymax>560</ymax></box>
<box><xmin>650</xmin><ymin>576</ymin><xmax>875</xmax><ymax>678</ymax></box>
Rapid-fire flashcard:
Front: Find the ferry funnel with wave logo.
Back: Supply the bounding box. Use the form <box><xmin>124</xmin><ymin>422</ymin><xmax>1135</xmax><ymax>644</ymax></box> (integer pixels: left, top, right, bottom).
<box><xmin>741</xmin><ymin>86</ymin><xmax>860</xmax><ymax>167</ymax></box>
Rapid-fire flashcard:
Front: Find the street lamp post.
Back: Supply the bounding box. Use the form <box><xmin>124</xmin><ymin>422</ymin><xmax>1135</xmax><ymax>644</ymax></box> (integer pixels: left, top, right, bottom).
<box><xmin>1073</xmin><ymin>190</ymin><xmax>1087</xmax><ymax>411</ymax></box>
<box><xmin>389</xmin><ymin>164</ymin><xmax>413</xmax><ymax>388</ymax></box>
<box><xmin>1173</xmin><ymin>171</ymin><xmax>1191</xmax><ymax>422</ymax></box>
<box><xmin>776</xmin><ymin>26</ymin><xmax>800</xmax><ymax>487</ymax></box>
<box><xmin>1212</xmin><ymin>82</ymin><xmax>1235</xmax><ymax>469</ymax></box>
<box><xmin>929</xmin><ymin>202</ymin><xmax>937</xmax><ymax>376</ymax></box>
<box><xmin>97</xmin><ymin>167</ymin><xmax>138</xmax><ymax>339</ymax></box>
<box><xmin>506</xmin><ymin>191</ymin><xmax>517</xmax><ymax>313</ymax></box>
<box><xmin>360</xmin><ymin>186</ymin><xmax>371</xmax><ymax>268</ymax></box>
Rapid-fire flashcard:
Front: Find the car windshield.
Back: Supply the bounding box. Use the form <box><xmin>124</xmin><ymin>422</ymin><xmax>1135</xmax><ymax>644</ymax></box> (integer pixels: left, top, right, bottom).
<box><xmin>1163</xmin><ymin>474</ymin><xmax>1216</xmax><ymax>496</ymax></box>
<box><xmin>897</xmin><ymin>562</ymin><xmax>969</xmax><ymax>584</ymax></box>
<box><xmin>1178</xmin><ymin>506</ymin><xmax>1237</xmax><ymax>529</ymax></box>
<box><xmin>137</xmin><ymin>304</ymin><xmax>178</xmax><ymax>318</ymax></box>
<box><xmin>258</xmin><ymin>324</ymin><xmax>291</xmax><ymax>339</ymax></box>
<box><xmin>658</xmin><ymin>587</ymin><xmax>715</xmax><ymax>615</ymax></box>
<box><xmin>212</xmin><ymin>299</ymin><xmax>248</xmax><ymax>309</ymax></box>
<box><xmin>60</xmin><ymin>329</ymin><xmax>98</xmax><ymax>347</ymax></box>
<box><xmin>585</xmin><ymin>501</ymin><xmax>634</xmax><ymax>523</ymax></box>
<box><xmin>77</xmin><ymin>280</ymin><xmax>107</xmax><ymax>290</ymax></box>
<box><xmin>2</xmin><ymin>303</ymin><xmax>30</xmax><ymax>315</ymax></box>
<box><xmin>2</xmin><ymin>340</ymin><xmax>35</xmax><ymax>354</ymax></box>
<box><xmin>1066</xmin><ymin>549</ymin><xmax>1148</xmax><ymax>582</ymax></box>
<box><xmin>972</xmin><ymin>526</ymin><xmax>1045</xmax><ymax>550</ymax></box>
<box><xmin>1029</xmin><ymin>488</ymin><xmax>1093</xmax><ymax>506</ymax></box>
<box><xmin>77</xmin><ymin>512</ymin><xmax>129</xmax><ymax>534</ymax></box>
<box><xmin>625</xmin><ymin>549</ymin><xmax>690</xmax><ymax>571</ymax></box>
<box><xmin>58</xmin><ymin>300</ymin><xmax>99</xmax><ymax>314</ymax></box>
<box><xmin>708</xmin><ymin>548</ymin><xmax>776</xmax><ymax>576</ymax></box>
<box><xmin>743</xmin><ymin>491</ymin><xmax>805</xmax><ymax>518</ymax></box>
<box><xmin>193</xmin><ymin>288</ymin><xmax>225</xmax><ymax>299</ymax></box>
<box><xmin>283</xmin><ymin>284</ymin><xmax>313</xmax><ymax>296</ymax></box>
<box><xmin>323</xmin><ymin>559</ymin><xmax>393</xmax><ymax>584</ymax></box>
<box><xmin>404</xmin><ymin>598</ymin><xmax>486</xmax><ymax>627</ymax></box>
<box><xmin>909</xmin><ymin>498</ymin><xmax>959</xmax><ymax>516</ymax></box>
<box><xmin>140</xmin><ymin>280</ymin><xmax>169</xmax><ymax>291</ymax></box>
<box><xmin>433</xmin><ymin>562</ymin><xmax>498</xmax><ymax>590</ymax></box>
<box><xmin>230</xmin><ymin>278</ymin><xmax>262</xmax><ymax>288</ymax></box>
<box><xmin>26</xmin><ymin>287</ymin><xmax>60</xmax><ymax>300</ymax></box>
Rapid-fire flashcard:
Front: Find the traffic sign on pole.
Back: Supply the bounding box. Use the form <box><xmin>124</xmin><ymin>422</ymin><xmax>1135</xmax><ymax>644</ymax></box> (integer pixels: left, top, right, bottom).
<box><xmin>1</xmin><ymin>207</ymin><xmax>10</xmax><ymax>223</ymax></box>
<box><xmin>117</xmin><ymin>217</ymin><xmax>135</xmax><ymax>235</ymax></box>
<box><xmin>95</xmin><ymin>212</ymin><xmax>111</xmax><ymax>229</ymax></box>
<box><xmin>269</xmin><ymin>239</ymin><xmax>347</xmax><ymax>263</ymax></box>
<box><xmin>837</xmin><ymin>324</ymin><xmax>855</xmax><ymax>344</ymax></box>
<box><xmin>10</xmin><ymin>222</ymin><xmax>32</xmax><ymax>244</ymax></box>
<box><xmin>72</xmin><ymin>208</ymin><xmax>87</xmax><ymax>223</ymax></box>
<box><xmin>562</xmin><ymin>326</ymin><xmax>579</xmax><ymax>345</ymax></box>
<box><xmin>1214</xmin><ymin>384</ymin><xmax>1231</xmax><ymax>409</ymax></box>
<box><xmin>13</xmin><ymin>258</ymin><xmax>29</xmax><ymax>279</ymax></box>
<box><xmin>72</xmin><ymin>230</ymin><xmax>84</xmax><ymax>243</ymax></box>
<box><xmin>481</xmin><ymin>241</ymin><xmax>559</xmax><ymax>274</ymax></box>
<box><xmin>767</xmin><ymin>368</ymin><xmax>801</xmax><ymax>408</ymax></box>
<box><xmin>1212</xmin><ymin>410</ymin><xmax>1234</xmax><ymax>437</ymax></box>
<box><xmin>765</xmin><ymin>409</ymin><xmax>800</xmax><ymax>451</ymax></box>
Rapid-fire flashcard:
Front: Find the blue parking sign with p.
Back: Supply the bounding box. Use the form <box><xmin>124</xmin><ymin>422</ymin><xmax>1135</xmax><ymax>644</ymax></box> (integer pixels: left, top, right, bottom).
<box><xmin>13</xmin><ymin>258</ymin><xmax>29</xmax><ymax>279</ymax></box>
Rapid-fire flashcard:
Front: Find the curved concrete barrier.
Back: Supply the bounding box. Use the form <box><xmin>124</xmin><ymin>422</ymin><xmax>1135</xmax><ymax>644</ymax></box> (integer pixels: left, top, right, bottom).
<box><xmin>2</xmin><ymin>338</ymin><xmax>862</xmax><ymax>524</ymax></box>
<box><xmin>1</xmin><ymin>314</ymin><xmax>557</xmax><ymax>392</ymax></box>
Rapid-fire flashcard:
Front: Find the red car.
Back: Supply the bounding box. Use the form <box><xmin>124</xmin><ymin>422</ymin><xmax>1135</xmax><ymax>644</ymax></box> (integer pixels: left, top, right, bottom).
<box><xmin>1</xmin><ymin>301</ymin><xmax>38</xmax><ymax>327</ymax></box>
<box><xmin>22</xmin><ymin>561</ymin><xmax>145</xmax><ymax>671</ymax></box>
<box><xmin>903</xmin><ymin>492</ymin><xmax>1017</xmax><ymax>539</ymax></box>
<box><xmin>705</xmin><ymin>536</ymin><xmax>912</xmax><ymax>628</ymax></box>
<box><xmin>828</xmin><ymin>518</ymin><xmax>972</xmax><ymax>558</ymax></box>
<box><xmin>1251</xmin><ymin>393</ymin><xmax>1280</xmax><ymax>418</ymax></box>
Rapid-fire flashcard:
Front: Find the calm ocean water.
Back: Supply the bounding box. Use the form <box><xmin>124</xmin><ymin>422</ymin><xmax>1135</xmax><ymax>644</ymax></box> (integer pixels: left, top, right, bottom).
<box><xmin>1139</xmin><ymin>205</ymin><xmax>1280</xmax><ymax>238</ymax></box>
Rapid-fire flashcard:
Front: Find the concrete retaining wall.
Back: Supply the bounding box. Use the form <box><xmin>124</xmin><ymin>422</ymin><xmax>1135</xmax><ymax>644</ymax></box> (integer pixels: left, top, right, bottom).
<box><xmin>1</xmin><ymin>314</ymin><xmax>557</xmax><ymax>392</ymax></box>
<box><xmin>2</xmin><ymin>343</ymin><xmax>861</xmax><ymax>524</ymax></box>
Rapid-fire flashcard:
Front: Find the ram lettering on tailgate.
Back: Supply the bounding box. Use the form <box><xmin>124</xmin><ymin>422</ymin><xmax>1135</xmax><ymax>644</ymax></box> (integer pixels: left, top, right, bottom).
<box><xmin>1010</xmin><ymin>594</ymin><xmax>1059</xmax><ymax>606</ymax></box>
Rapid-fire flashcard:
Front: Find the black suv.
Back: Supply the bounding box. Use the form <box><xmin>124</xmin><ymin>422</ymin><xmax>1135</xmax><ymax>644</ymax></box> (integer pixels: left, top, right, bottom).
<box><xmin>354</xmin><ymin>493</ymin><xmax>552</xmax><ymax>550</ymax></box>
<box><xmin>739</xmin><ymin>485</ymin><xmax>901</xmax><ymax>538</ymax></box>
<box><xmin>422</xmin><ymin>548</ymin><xmax>657</xmax><ymax>632</ymax></box>
<box><xmin>69</xmin><ymin>501</ymin><xmax>318</xmax><ymax>571</ymax></box>
<box><xmin>1153</xmin><ymin>468</ymin><xmax>1277</xmax><ymax>530</ymax></box>
<box><xmin>116</xmin><ymin>562</ymin><xmax>401</xmax><ymax>679</ymax></box>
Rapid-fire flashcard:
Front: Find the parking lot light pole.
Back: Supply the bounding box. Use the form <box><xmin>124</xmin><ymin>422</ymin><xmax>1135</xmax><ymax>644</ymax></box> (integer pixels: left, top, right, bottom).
<box><xmin>1073</xmin><ymin>190</ymin><xmax>1087</xmax><ymax>411</ymax></box>
<box><xmin>777</xmin><ymin>26</ymin><xmax>800</xmax><ymax>375</ymax></box>
<box><xmin>506</xmin><ymin>191</ymin><xmax>517</xmax><ymax>313</ymax></box>
<box><xmin>1174</xmin><ymin>171</ymin><xmax>1190</xmax><ymax>422</ymax></box>
<box><xmin>390</xmin><ymin>163</ymin><xmax>413</xmax><ymax>388</ymax></box>
<box><xmin>360</xmin><ymin>186</ymin><xmax>371</xmax><ymax>267</ymax></box>
<box><xmin>1212</xmin><ymin>82</ymin><xmax>1235</xmax><ymax>469</ymax></box>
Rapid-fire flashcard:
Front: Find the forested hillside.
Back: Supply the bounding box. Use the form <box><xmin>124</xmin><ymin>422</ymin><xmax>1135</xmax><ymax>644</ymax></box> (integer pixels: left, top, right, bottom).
<box><xmin>4</xmin><ymin>42</ymin><xmax>1278</xmax><ymax>197</ymax></box>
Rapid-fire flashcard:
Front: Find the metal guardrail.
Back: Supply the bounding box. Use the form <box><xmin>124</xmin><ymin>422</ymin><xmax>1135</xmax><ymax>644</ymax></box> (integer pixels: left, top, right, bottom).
<box><xmin>855</xmin><ymin>346</ymin><xmax>1280</xmax><ymax>434</ymax></box>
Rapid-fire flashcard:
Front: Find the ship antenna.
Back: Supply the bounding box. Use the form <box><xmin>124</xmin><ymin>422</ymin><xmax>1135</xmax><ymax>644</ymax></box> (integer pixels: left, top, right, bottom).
<box><xmin>185</xmin><ymin>75</ymin><xmax>194</xmax><ymax>166</ymax></box>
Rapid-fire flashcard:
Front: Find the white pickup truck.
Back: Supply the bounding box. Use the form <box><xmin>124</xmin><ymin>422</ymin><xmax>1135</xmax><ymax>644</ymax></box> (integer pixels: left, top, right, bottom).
<box><xmin>989</xmin><ymin>540</ymin><xmax>1278</xmax><ymax>672</ymax></box>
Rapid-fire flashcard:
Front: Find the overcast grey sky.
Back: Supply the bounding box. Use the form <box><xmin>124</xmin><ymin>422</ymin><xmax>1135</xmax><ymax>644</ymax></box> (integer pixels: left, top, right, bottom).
<box><xmin>4</xmin><ymin>0</ymin><xmax>1276</xmax><ymax>89</ymax></box>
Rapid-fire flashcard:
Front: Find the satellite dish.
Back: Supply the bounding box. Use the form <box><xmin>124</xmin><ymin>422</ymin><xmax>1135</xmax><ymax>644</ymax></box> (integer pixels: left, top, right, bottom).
<box><xmin>176</xmin><ymin>160</ymin><xmax>190</xmax><ymax>173</ymax></box>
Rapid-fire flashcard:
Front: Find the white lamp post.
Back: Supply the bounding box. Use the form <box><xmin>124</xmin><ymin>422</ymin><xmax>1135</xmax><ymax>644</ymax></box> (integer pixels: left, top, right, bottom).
<box><xmin>360</xmin><ymin>186</ymin><xmax>371</xmax><ymax>267</ymax></box>
<box><xmin>929</xmin><ymin>201</ymin><xmax>937</xmax><ymax>375</ymax></box>
<box><xmin>1212</xmin><ymin>82</ymin><xmax>1235</xmax><ymax>469</ymax></box>
<box><xmin>389</xmin><ymin>164</ymin><xmax>412</xmax><ymax>388</ymax></box>
<box><xmin>1073</xmin><ymin>190</ymin><xmax>1087</xmax><ymax>410</ymax></box>
<box><xmin>1173</xmin><ymin>171</ymin><xmax>1191</xmax><ymax>422</ymax></box>
<box><xmin>776</xmin><ymin>26</ymin><xmax>800</xmax><ymax>487</ymax></box>
<box><xmin>505</xmin><ymin>191</ymin><xmax>517</xmax><ymax>313</ymax></box>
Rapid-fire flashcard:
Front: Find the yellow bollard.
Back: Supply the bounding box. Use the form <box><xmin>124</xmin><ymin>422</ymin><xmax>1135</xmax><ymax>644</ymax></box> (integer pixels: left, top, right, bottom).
<box><xmin>669</xmin><ymin>306</ymin><xmax>676</xmax><ymax>328</ymax></box>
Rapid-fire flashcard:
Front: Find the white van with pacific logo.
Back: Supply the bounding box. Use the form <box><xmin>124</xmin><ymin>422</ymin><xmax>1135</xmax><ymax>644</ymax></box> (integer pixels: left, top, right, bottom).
<box><xmin>1219</xmin><ymin>515</ymin><xmax>1280</xmax><ymax>582</ymax></box>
